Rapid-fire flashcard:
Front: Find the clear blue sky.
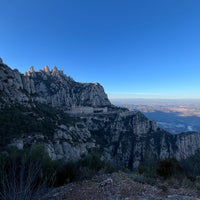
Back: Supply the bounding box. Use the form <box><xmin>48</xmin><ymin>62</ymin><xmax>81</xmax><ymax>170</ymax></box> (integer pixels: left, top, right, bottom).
<box><xmin>1</xmin><ymin>0</ymin><xmax>200</xmax><ymax>99</ymax></box>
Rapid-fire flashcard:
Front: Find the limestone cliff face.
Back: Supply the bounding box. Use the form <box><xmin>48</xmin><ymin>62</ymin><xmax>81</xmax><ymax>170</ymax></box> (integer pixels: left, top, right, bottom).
<box><xmin>44</xmin><ymin>111</ymin><xmax>200</xmax><ymax>168</ymax></box>
<box><xmin>0</xmin><ymin>68</ymin><xmax>29</xmax><ymax>104</ymax></box>
<box><xmin>9</xmin><ymin>123</ymin><xmax>96</xmax><ymax>162</ymax></box>
<box><xmin>82</xmin><ymin>111</ymin><xmax>172</xmax><ymax>168</ymax></box>
<box><xmin>0</xmin><ymin>63</ymin><xmax>111</xmax><ymax>109</ymax></box>
<box><xmin>83</xmin><ymin>112</ymin><xmax>200</xmax><ymax>168</ymax></box>
<box><xmin>175</xmin><ymin>132</ymin><xmax>200</xmax><ymax>160</ymax></box>
<box><xmin>7</xmin><ymin>109</ymin><xmax>200</xmax><ymax>169</ymax></box>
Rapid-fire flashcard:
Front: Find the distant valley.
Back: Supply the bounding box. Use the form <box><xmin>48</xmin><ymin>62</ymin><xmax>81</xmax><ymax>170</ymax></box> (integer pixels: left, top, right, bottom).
<box><xmin>111</xmin><ymin>99</ymin><xmax>200</xmax><ymax>134</ymax></box>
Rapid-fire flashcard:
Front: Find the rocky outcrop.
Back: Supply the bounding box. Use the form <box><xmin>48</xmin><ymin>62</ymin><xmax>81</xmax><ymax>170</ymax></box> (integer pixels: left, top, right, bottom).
<box><xmin>81</xmin><ymin>111</ymin><xmax>172</xmax><ymax>168</ymax></box>
<box><xmin>75</xmin><ymin>111</ymin><xmax>200</xmax><ymax>169</ymax></box>
<box><xmin>46</xmin><ymin>124</ymin><xmax>96</xmax><ymax>161</ymax></box>
<box><xmin>0</xmin><ymin>62</ymin><xmax>111</xmax><ymax>109</ymax></box>
<box><xmin>8</xmin><ymin>123</ymin><xmax>96</xmax><ymax>162</ymax></box>
<box><xmin>0</xmin><ymin>57</ymin><xmax>3</xmax><ymax>64</ymax></box>
<box><xmin>0</xmin><ymin>64</ymin><xmax>29</xmax><ymax>105</ymax></box>
<box><xmin>175</xmin><ymin>132</ymin><xmax>200</xmax><ymax>160</ymax></box>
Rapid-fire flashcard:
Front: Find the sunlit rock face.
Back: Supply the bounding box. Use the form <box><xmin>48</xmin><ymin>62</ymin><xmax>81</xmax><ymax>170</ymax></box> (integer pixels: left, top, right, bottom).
<box><xmin>0</xmin><ymin>61</ymin><xmax>111</xmax><ymax>110</ymax></box>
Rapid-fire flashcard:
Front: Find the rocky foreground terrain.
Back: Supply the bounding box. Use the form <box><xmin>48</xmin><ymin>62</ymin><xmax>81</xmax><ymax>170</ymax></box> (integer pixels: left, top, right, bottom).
<box><xmin>45</xmin><ymin>171</ymin><xmax>200</xmax><ymax>200</ymax></box>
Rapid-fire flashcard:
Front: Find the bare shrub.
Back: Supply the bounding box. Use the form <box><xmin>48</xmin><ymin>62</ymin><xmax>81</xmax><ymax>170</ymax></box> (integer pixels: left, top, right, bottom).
<box><xmin>0</xmin><ymin>152</ymin><xmax>48</xmax><ymax>200</ymax></box>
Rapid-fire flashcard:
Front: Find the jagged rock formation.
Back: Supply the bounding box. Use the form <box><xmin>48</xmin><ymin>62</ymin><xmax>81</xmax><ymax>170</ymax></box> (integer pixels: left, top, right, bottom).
<box><xmin>1</xmin><ymin>59</ymin><xmax>200</xmax><ymax>169</ymax></box>
<box><xmin>0</xmin><ymin>57</ymin><xmax>3</xmax><ymax>64</ymax></box>
<box><xmin>175</xmin><ymin>132</ymin><xmax>200</xmax><ymax>160</ymax></box>
<box><xmin>78</xmin><ymin>111</ymin><xmax>200</xmax><ymax>168</ymax></box>
<box><xmin>0</xmin><ymin>62</ymin><xmax>111</xmax><ymax>110</ymax></box>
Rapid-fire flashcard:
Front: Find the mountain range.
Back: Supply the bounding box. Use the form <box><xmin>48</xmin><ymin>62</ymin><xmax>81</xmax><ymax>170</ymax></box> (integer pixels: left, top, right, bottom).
<box><xmin>1</xmin><ymin>57</ymin><xmax>200</xmax><ymax>169</ymax></box>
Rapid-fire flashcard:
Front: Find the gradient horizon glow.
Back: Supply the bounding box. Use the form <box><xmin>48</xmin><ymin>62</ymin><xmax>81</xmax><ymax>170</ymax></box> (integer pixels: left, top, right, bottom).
<box><xmin>1</xmin><ymin>0</ymin><xmax>200</xmax><ymax>99</ymax></box>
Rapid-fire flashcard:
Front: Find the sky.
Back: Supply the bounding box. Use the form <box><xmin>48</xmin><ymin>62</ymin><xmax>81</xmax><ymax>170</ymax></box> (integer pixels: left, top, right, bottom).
<box><xmin>1</xmin><ymin>0</ymin><xmax>200</xmax><ymax>99</ymax></box>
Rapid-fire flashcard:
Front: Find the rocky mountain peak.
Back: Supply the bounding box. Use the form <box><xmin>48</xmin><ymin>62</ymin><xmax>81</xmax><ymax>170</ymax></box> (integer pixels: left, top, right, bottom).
<box><xmin>0</xmin><ymin>61</ymin><xmax>111</xmax><ymax>110</ymax></box>
<box><xmin>24</xmin><ymin>66</ymin><xmax>36</xmax><ymax>77</ymax></box>
<box><xmin>51</xmin><ymin>66</ymin><xmax>64</xmax><ymax>77</ymax></box>
<box><xmin>29</xmin><ymin>66</ymin><xmax>35</xmax><ymax>73</ymax></box>
<box><xmin>52</xmin><ymin>66</ymin><xmax>58</xmax><ymax>72</ymax></box>
<box><xmin>24</xmin><ymin>65</ymin><xmax>66</xmax><ymax>79</ymax></box>
<box><xmin>0</xmin><ymin>57</ymin><xmax>3</xmax><ymax>64</ymax></box>
<box><xmin>43</xmin><ymin>65</ymin><xmax>50</xmax><ymax>74</ymax></box>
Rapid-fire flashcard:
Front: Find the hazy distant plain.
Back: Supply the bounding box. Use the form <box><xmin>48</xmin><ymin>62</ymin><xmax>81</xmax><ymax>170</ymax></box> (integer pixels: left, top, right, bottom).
<box><xmin>111</xmin><ymin>99</ymin><xmax>200</xmax><ymax>134</ymax></box>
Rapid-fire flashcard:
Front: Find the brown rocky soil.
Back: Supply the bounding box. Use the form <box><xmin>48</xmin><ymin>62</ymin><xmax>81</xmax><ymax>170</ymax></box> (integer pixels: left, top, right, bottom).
<box><xmin>45</xmin><ymin>172</ymin><xmax>200</xmax><ymax>200</ymax></box>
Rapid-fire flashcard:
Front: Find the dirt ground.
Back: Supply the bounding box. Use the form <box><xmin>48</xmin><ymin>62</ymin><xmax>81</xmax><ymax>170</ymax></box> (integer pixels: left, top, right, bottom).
<box><xmin>46</xmin><ymin>172</ymin><xmax>200</xmax><ymax>200</ymax></box>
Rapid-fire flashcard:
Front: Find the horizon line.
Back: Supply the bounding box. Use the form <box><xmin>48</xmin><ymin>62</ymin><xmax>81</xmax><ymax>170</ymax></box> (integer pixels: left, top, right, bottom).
<box><xmin>109</xmin><ymin>97</ymin><xmax>200</xmax><ymax>100</ymax></box>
